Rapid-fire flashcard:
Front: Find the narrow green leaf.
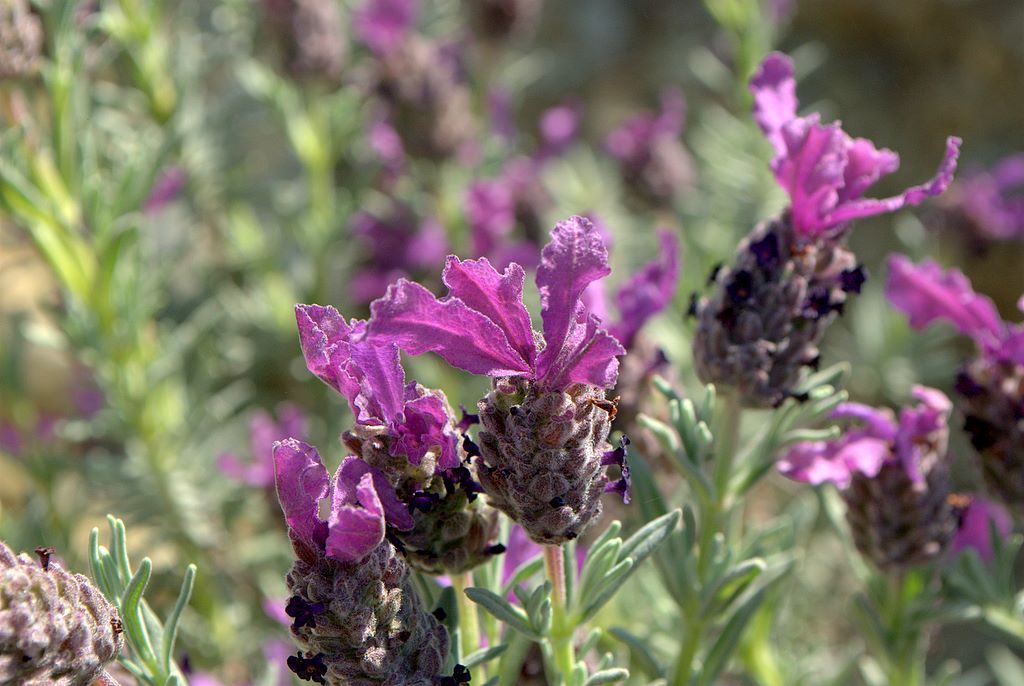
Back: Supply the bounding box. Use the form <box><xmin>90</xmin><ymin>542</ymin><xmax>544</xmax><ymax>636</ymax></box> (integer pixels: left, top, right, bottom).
<box><xmin>109</xmin><ymin>515</ymin><xmax>132</xmax><ymax>583</ymax></box>
<box><xmin>160</xmin><ymin>564</ymin><xmax>196</xmax><ymax>674</ymax></box>
<box><xmin>578</xmin><ymin>628</ymin><xmax>602</xmax><ymax>657</ymax></box>
<box><xmin>609</xmin><ymin>627</ymin><xmax>663</xmax><ymax>679</ymax></box>
<box><xmin>462</xmin><ymin>644</ymin><xmax>508</xmax><ymax>669</ymax></box>
<box><xmin>122</xmin><ymin>558</ymin><xmax>159</xmax><ymax>673</ymax></box>
<box><xmin>619</xmin><ymin>510</ymin><xmax>681</xmax><ymax>562</ymax></box>
<box><xmin>464</xmin><ymin>587</ymin><xmax>540</xmax><ymax>640</ymax></box>
<box><xmin>584</xmin><ymin>668</ymin><xmax>630</xmax><ymax>685</ymax></box>
<box><xmin>697</xmin><ymin>588</ymin><xmax>770</xmax><ymax>686</ymax></box>
<box><xmin>577</xmin><ymin>559</ymin><xmax>634</xmax><ymax>623</ymax></box>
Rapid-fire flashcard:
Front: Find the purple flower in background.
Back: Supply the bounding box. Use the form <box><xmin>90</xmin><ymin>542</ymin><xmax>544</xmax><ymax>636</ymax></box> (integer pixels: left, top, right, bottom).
<box><xmin>143</xmin><ymin>166</ymin><xmax>187</xmax><ymax>213</ymax></box>
<box><xmin>369</xmin><ymin>215</ymin><xmax>625</xmax><ymax>391</ymax></box>
<box><xmin>934</xmin><ymin>154</ymin><xmax>1024</xmax><ymax>243</ymax></box>
<box><xmin>606</xmin><ymin>89</ymin><xmax>693</xmax><ymax>207</ymax></box>
<box><xmin>949</xmin><ymin>494</ymin><xmax>1012</xmax><ymax>562</ymax></box>
<box><xmin>779</xmin><ymin>386</ymin><xmax>952</xmax><ymax>489</ymax></box>
<box><xmin>885</xmin><ymin>255</ymin><xmax>1024</xmax><ymax>364</ymax></box>
<box><xmin>584</xmin><ymin>228</ymin><xmax>680</xmax><ymax>350</ymax></box>
<box><xmin>488</xmin><ymin>88</ymin><xmax>517</xmax><ymax>143</ymax></box>
<box><xmin>465</xmin><ymin>157</ymin><xmax>549</xmax><ymax>269</ymax></box>
<box><xmin>273</xmin><ymin>438</ymin><xmax>413</xmax><ymax>563</ymax></box>
<box><xmin>354</xmin><ymin>0</ymin><xmax>418</xmax><ymax>55</ymax></box>
<box><xmin>295</xmin><ymin>305</ymin><xmax>460</xmax><ymax>469</ymax></box>
<box><xmin>368</xmin><ymin>120</ymin><xmax>406</xmax><ymax>176</ymax></box>
<box><xmin>351</xmin><ymin>206</ymin><xmax>449</xmax><ymax>303</ymax></box>
<box><xmin>0</xmin><ymin>421</ymin><xmax>23</xmax><ymax>457</ymax></box>
<box><xmin>218</xmin><ymin>403</ymin><xmax>307</xmax><ymax>488</ymax></box>
<box><xmin>538</xmin><ymin>102</ymin><xmax>580</xmax><ymax>159</ymax></box>
<box><xmin>751</xmin><ymin>52</ymin><xmax>961</xmax><ymax>238</ymax></box>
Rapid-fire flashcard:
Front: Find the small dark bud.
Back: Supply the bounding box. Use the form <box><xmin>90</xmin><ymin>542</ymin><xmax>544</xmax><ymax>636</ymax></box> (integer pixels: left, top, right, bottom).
<box><xmin>707</xmin><ymin>262</ymin><xmax>723</xmax><ymax>284</ymax></box>
<box><xmin>34</xmin><ymin>546</ymin><xmax>54</xmax><ymax>570</ymax></box>
<box><xmin>484</xmin><ymin>543</ymin><xmax>507</xmax><ymax>555</ymax></box>
<box><xmin>686</xmin><ymin>293</ymin><xmax>698</xmax><ymax>318</ymax></box>
<box><xmin>287</xmin><ymin>652</ymin><xmax>328</xmax><ymax>684</ymax></box>
<box><xmin>432</xmin><ymin>607</ymin><xmax>448</xmax><ymax>622</ymax></box>
<box><xmin>462</xmin><ymin>434</ymin><xmax>482</xmax><ymax>459</ymax></box>
<box><xmin>839</xmin><ymin>265</ymin><xmax>867</xmax><ymax>293</ymax></box>
<box><xmin>285</xmin><ymin>595</ymin><xmax>325</xmax><ymax>630</ymax></box>
<box><xmin>549</xmin><ymin>496</ymin><xmax>566</xmax><ymax>508</ymax></box>
<box><xmin>750</xmin><ymin>231</ymin><xmax>780</xmax><ymax>270</ymax></box>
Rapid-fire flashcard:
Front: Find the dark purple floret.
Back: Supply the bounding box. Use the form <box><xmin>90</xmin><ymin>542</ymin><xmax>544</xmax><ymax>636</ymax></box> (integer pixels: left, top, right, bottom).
<box><xmin>410</xmin><ymin>491</ymin><xmax>441</xmax><ymax>513</ymax></box>
<box><xmin>686</xmin><ymin>293</ymin><xmax>698</xmax><ymax>318</ymax></box>
<box><xmin>602</xmin><ymin>436</ymin><xmax>631</xmax><ymax>504</ymax></box>
<box><xmin>462</xmin><ymin>433</ymin><xmax>481</xmax><ymax>459</ymax></box>
<box><xmin>964</xmin><ymin>415</ymin><xmax>1000</xmax><ymax>450</ymax></box>
<box><xmin>34</xmin><ymin>546</ymin><xmax>54</xmax><ymax>570</ymax></box>
<box><xmin>707</xmin><ymin>263</ymin><xmax>723</xmax><ymax>285</ymax></box>
<box><xmin>457</xmin><ymin>405</ymin><xmax>480</xmax><ymax>432</ymax></box>
<box><xmin>432</xmin><ymin>607</ymin><xmax>447</xmax><ymax>621</ymax></box>
<box><xmin>839</xmin><ymin>265</ymin><xmax>867</xmax><ymax>294</ymax></box>
<box><xmin>726</xmin><ymin>270</ymin><xmax>754</xmax><ymax>303</ymax></box>
<box><xmin>288</xmin><ymin>652</ymin><xmax>328</xmax><ymax>684</ymax></box>
<box><xmin>438</xmin><ymin>663</ymin><xmax>472</xmax><ymax>686</ymax></box>
<box><xmin>954</xmin><ymin>371</ymin><xmax>986</xmax><ymax>398</ymax></box>
<box><xmin>285</xmin><ymin>595</ymin><xmax>326</xmax><ymax>630</ymax></box>
<box><xmin>803</xmin><ymin>288</ymin><xmax>834</xmax><ymax>319</ymax></box>
<box><xmin>484</xmin><ymin>543</ymin><xmax>507</xmax><ymax>555</ymax></box>
<box><xmin>750</xmin><ymin>231</ymin><xmax>780</xmax><ymax>270</ymax></box>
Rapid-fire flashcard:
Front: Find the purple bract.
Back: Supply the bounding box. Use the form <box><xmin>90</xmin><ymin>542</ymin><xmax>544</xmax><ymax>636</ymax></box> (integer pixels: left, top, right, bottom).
<box><xmin>750</xmin><ymin>52</ymin><xmax>961</xmax><ymax>238</ymax></box>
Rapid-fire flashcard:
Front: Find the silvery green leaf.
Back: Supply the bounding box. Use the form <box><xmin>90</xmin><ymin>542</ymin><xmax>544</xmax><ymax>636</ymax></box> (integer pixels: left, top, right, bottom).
<box><xmin>577</xmin><ymin>559</ymin><xmax>633</xmax><ymax>623</ymax></box>
<box><xmin>577</xmin><ymin>537</ymin><xmax>621</xmax><ymax>609</ymax></box>
<box><xmin>578</xmin><ymin>628</ymin><xmax>603</xmax><ymax>657</ymax></box>
<box><xmin>608</xmin><ymin>627</ymin><xmax>663</xmax><ymax>679</ymax></box>
<box><xmin>584</xmin><ymin>668</ymin><xmax>629</xmax><ymax>685</ymax></box>
<box><xmin>526</xmin><ymin>582</ymin><xmax>552</xmax><ymax>634</ymax></box>
<box><xmin>700</xmin><ymin>558</ymin><xmax>765</xmax><ymax>618</ymax></box>
<box><xmin>462</xmin><ymin>644</ymin><xmax>508</xmax><ymax>669</ymax></box>
<box><xmin>160</xmin><ymin>563</ymin><xmax>195</xmax><ymax>675</ymax></box>
<box><xmin>465</xmin><ymin>587</ymin><xmax>542</xmax><ymax>640</ymax></box>
<box><xmin>989</xmin><ymin>645</ymin><xmax>1024</xmax><ymax>686</ymax></box>
<box><xmin>697</xmin><ymin>586</ymin><xmax>771</xmax><ymax>686</ymax></box>
<box><xmin>589</xmin><ymin>521</ymin><xmax>623</xmax><ymax>553</ymax></box>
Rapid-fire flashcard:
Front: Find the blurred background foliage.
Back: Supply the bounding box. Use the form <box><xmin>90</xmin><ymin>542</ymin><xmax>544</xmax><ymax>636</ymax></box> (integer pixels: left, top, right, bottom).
<box><xmin>0</xmin><ymin>0</ymin><xmax>1022</xmax><ymax>684</ymax></box>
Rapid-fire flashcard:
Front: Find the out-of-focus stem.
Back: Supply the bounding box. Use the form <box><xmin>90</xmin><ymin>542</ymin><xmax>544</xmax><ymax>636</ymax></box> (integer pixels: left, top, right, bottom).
<box><xmin>544</xmin><ymin>544</ymin><xmax>575</xmax><ymax>684</ymax></box>
<box><xmin>452</xmin><ymin>571</ymin><xmax>480</xmax><ymax>660</ymax></box>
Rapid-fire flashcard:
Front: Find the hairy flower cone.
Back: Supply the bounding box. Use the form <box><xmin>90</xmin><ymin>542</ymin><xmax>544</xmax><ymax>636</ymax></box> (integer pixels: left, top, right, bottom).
<box><xmin>0</xmin><ymin>0</ymin><xmax>42</xmax><ymax>79</ymax></box>
<box><xmin>843</xmin><ymin>454</ymin><xmax>957</xmax><ymax>571</ymax></box>
<box><xmin>476</xmin><ymin>377</ymin><xmax>614</xmax><ymax>545</ymax></box>
<box><xmin>285</xmin><ymin>537</ymin><xmax>448</xmax><ymax>685</ymax></box>
<box><xmin>957</xmin><ymin>358</ymin><xmax>1024</xmax><ymax>508</ymax></box>
<box><xmin>692</xmin><ymin>215</ymin><xmax>859</xmax><ymax>408</ymax></box>
<box><xmin>0</xmin><ymin>541</ymin><xmax>123</xmax><ymax>686</ymax></box>
<box><xmin>344</xmin><ymin>425</ymin><xmax>501</xmax><ymax>575</ymax></box>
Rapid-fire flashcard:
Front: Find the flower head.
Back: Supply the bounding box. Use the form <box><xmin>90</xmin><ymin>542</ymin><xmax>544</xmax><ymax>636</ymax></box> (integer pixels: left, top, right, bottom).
<box><xmin>351</xmin><ymin>206</ymin><xmax>449</xmax><ymax>303</ymax></box>
<box><xmin>934</xmin><ymin>153</ymin><xmax>1024</xmax><ymax>243</ymax></box>
<box><xmin>354</xmin><ymin>0</ymin><xmax>418</xmax><ymax>55</ymax></box>
<box><xmin>750</xmin><ymin>52</ymin><xmax>961</xmax><ymax>238</ymax></box>
<box><xmin>218</xmin><ymin>403</ymin><xmax>307</xmax><ymax>488</ymax></box>
<box><xmin>369</xmin><ymin>215</ymin><xmax>626</xmax><ymax>391</ymax></box>
<box><xmin>273</xmin><ymin>439</ymin><xmax>413</xmax><ymax>563</ymax></box>
<box><xmin>779</xmin><ymin>385</ymin><xmax>951</xmax><ymax>489</ymax></box>
<box><xmin>949</xmin><ymin>494</ymin><xmax>1012</xmax><ymax>563</ymax></box>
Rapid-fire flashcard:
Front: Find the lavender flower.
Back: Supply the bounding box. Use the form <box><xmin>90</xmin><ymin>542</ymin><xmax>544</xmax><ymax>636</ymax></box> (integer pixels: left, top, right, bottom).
<box><xmin>780</xmin><ymin>387</ymin><xmax>958</xmax><ymax>570</ymax></box>
<box><xmin>948</xmin><ymin>494</ymin><xmax>1012</xmax><ymax>563</ymax></box>
<box><xmin>217</xmin><ymin>403</ymin><xmax>307</xmax><ymax>488</ymax></box>
<box><xmin>295</xmin><ymin>305</ymin><xmax>500</xmax><ymax>573</ymax></box>
<box><xmin>0</xmin><ymin>541</ymin><xmax>124</xmax><ymax>685</ymax></box>
<box><xmin>692</xmin><ymin>52</ymin><xmax>960</xmax><ymax>408</ymax></box>
<box><xmin>262</xmin><ymin>0</ymin><xmax>347</xmax><ymax>84</ymax></box>
<box><xmin>465</xmin><ymin>157</ymin><xmax>548</xmax><ymax>269</ymax></box>
<box><xmin>606</xmin><ymin>89</ymin><xmax>693</xmax><ymax>208</ymax></box>
<box><xmin>354</xmin><ymin>0</ymin><xmax>419</xmax><ymax>57</ymax></box>
<box><xmin>368</xmin><ymin>216</ymin><xmax>627</xmax><ymax>543</ymax></box>
<box><xmin>0</xmin><ymin>0</ymin><xmax>42</xmax><ymax>80</ymax></box>
<box><xmin>886</xmin><ymin>255</ymin><xmax>1024</xmax><ymax>507</ymax></box>
<box><xmin>930</xmin><ymin>153</ymin><xmax>1024</xmax><ymax>246</ymax></box>
<box><xmin>273</xmin><ymin>439</ymin><xmax>451</xmax><ymax>684</ymax></box>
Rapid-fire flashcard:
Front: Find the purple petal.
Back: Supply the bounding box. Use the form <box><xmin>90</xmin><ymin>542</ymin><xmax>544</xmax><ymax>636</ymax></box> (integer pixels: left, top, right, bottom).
<box><xmin>772</xmin><ymin>116</ymin><xmax>849</xmax><ymax>237</ymax></box>
<box><xmin>538</xmin><ymin>103</ymin><xmax>580</xmax><ymax>157</ymax></box>
<box><xmin>827</xmin><ymin>137</ymin><xmax>961</xmax><ymax>226</ymax></box>
<box><xmin>538</xmin><ymin>312</ymin><xmax>625</xmax><ymax>390</ymax></box>
<box><xmin>144</xmin><ymin>167</ymin><xmax>187</xmax><ymax>213</ymax></box>
<box><xmin>536</xmin><ymin>216</ymin><xmax>617</xmax><ymax>385</ymax></box>
<box><xmin>295</xmin><ymin>304</ymin><xmax>360</xmax><ymax>400</ymax></box>
<box><xmin>273</xmin><ymin>439</ymin><xmax>328</xmax><ymax>544</ymax></box>
<box><xmin>836</xmin><ymin>138</ymin><xmax>900</xmax><ymax>204</ymax></box>
<box><xmin>949</xmin><ymin>495</ymin><xmax>1012</xmax><ymax>563</ymax></box>
<box><xmin>349</xmin><ymin>339</ymin><xmax>406</xmax><ymax>424</ymax></box>
<box><xmin>326</xmin><ymin>471</ymin><xmax>386</xmax><ymax>563</ymax></box>
<box><xmin>830</xmin><ymin>403</ymin><xmax>897</xmax><ymax>441</ymax></box>
<box><xmin>609</xmin><ymin>229</ymin><xmax>681</xmax><ymax>348</ymax></box>
<box><xmin>778</xmin><ymin>436</ymin><xmax>889</xmax><ymax>488</ymax></box>
<box><xmin>894</xmin><ymin>386</ymin><xmax>951</xmax><ymax>484</ymax></box>
<box><xmin>368</xmin><ymin>279</ymin><xmax>533</xmax><ymax>377</ymax></box>
<box><xmin>392</xmin><ymin>387</ymin><xmax>461</xmax><ymax>469</ymax></box>
<box><xmin>336</xmin><ymin>456</ymin><xmax>414</xmax><ymax>530</ymax></box>
<box><xmin>750</xmin><ymin>52</ymin><xmax>798</xmax><ymax>157</ymax></box>
<box><xmin>354</xmin><ymin>0</ymin><xmax>418</xmax><ymax>55</ymax></box>
<box><xmin>885</xmin><ymin>255</ymin><xmax>1004</xmax><ymax>344</ymax></box>
<box><xmin>442</xmin><ymin>256</ymin><xmax>536</xmax><ymax>366</ymax></box>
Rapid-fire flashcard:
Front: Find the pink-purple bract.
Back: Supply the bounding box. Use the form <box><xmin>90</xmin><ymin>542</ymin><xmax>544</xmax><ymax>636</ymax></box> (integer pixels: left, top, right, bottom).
<box><xmin>949</xmin><ymin>495</ymin><xmax>1012</xmax><ymax>563</ymax></box>
<box><xmin>750</xmin><ymin>52</ymin><xmax>961</xmax><ymax>238</ymax></box>
<box><xmin>779</xmin><ymin>386</ymin><xmax>952</xmax><ymax>488</ymax></box>
<box><xmin>367</xmin><ymin>215</ymin><xmax>626</xmax><ymax>391</ymax></box>
<box><xmin>217</xmin><ymin>403</ymin><xmax>307</xmax><ymax>488</ymax></box>
<box><xmin>354</xmin><ymin>0</ymin><xmax>418</xmax><ymax>55</ymax></box>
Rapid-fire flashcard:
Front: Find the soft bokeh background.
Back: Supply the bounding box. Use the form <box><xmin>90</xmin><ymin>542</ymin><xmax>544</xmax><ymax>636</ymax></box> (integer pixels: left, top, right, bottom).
<box><xmin>1</xmin><ymin>0</ymin><xmax>1022</xmax><ymax>684</ymax></box>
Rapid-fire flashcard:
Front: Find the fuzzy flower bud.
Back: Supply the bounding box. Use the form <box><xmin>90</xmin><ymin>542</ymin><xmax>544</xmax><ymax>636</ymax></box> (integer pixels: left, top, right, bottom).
<box><xmin>273</xmin><ymin>440</ymin><xmax>455</xmax><ymax>684</ymax></box>
<box><xmin>0</xmin><ymin>0</ymin><xmax>42</xmax><ymax>80</ymax></box>
<box><xmin>0</xmin><ymin>541</ymin><xmax>123</xmax><ymax>685</ymax></box>
<box><xmin>780</xmin><ymin>387</ymin><xmax>958</xmax><ymax>570</ymax></box>
<box><xmin>369</xmin><ymin>216</ymin><xmax>628</xmax><ymax>544</ymax></box>
<box><xmin>693</xmin><ymin>216</ymin><xmax>861</xmax><ymax>407</ymax></box>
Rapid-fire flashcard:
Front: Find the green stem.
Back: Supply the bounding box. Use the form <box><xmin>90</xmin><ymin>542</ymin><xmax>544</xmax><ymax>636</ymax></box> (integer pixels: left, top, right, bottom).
<box><xmin>452</xmin><ymin>572</ymin><xmax>479</xmax><ymax>660</ymax></box>
<box><xmin>672</xmin><ymin>620</ymin><xmax>704</xmax><ymax>686</ymax></box>
<box><xmin>882</xmin><ymin>574</ymin><xmax>925</xmax><ymax>686</ymax></box>
<box><xmin>698</xmin><ymin>392</ymin><xmax>743</xmax><ymax>581</ymax></box>
<box><xmin>983</xmin><ymin>607</ymin><xmax>1024</xmax><ymax>648</ymax></box>
<box><xmin>544</xmin><ymin>545</ymin><xmax>575</xmax><ymax>685</ymax></box>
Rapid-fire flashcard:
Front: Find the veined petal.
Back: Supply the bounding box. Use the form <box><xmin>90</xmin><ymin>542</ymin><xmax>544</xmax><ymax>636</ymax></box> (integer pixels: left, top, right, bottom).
<box><xmin>393</xmin><ymin>388</ymin><xmax>461</xmax><ymax>469</ymax></box>
<box><xmin>827</xmin><ymin>137</ymin><xmax>961</xmax><ymax>226</ymax></box>
<box><xmin>273</xmin><ymin>439</ymin><xmax>329</xmax><ymax>544</ymax></box>
<box><xmin>539</xmin><ymin>311</ymin><xmax>625</xmax><ymax>390</ymax></box>
<box><xmin>750</xmin><ymin>52</ymin><xmax>798</xmax><ymax>156</ymax></box>
<box><xmin>295</xmin><ymin>304</ymin><xmax>360</xmax><ymax>400</ymax></box>
<box><xmin>837</xmin><ymin>138</ymin><xmax>900</xmax><ymax>204</ymax></box>
<box><xmin>830</xmin><ymin>403</ymin><xmax>898</xmax><ymax>441</ymax></box>
<box><xmin>773</xmin><ymin>117</ymin><xmax>848</xmax><ymax>236</ymax></box>
<box><xmin>536</xmin><ymin>216</ymin><xmax>615</xmax><ymax>385</ymax></box>
<box><xmin>442</xmin><ymin>256</ymin><xmax>536</xmax><ymax>366</ymax></box>
<box><xmin>349</xmin><ymin>339</ymin><xmax>406</xmax><ymax>425</ymax></box>
<box><xmin>610</xmin><ymin>229</ymin><xmax>681</xmax><ymax>348</ymax></box>
<box><xmin>326</xmin><ymin>471</ymin><xmax>386</xmax><ymax>563</ymax></box>
<box><xmin>336</xmin><ymin>456</ymin><xmax>414</xmax><ymax>530</ymax></box>
<box><xmin>885</xmin><ymin>255</ymin><xmax>1004</xmax><ymax>344</ymax></box>
<box><xmin>368</xmin><ymin>279</ymin><xmax>533</xmax><ymax>376</ymax></box>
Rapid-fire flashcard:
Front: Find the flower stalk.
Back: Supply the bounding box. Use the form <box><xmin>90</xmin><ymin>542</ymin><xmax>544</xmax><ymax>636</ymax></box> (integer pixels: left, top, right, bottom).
<box><xmin>544</xmin><ymin>543</ymin><xmax>576</xmax><ymax>684</ymax></box>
